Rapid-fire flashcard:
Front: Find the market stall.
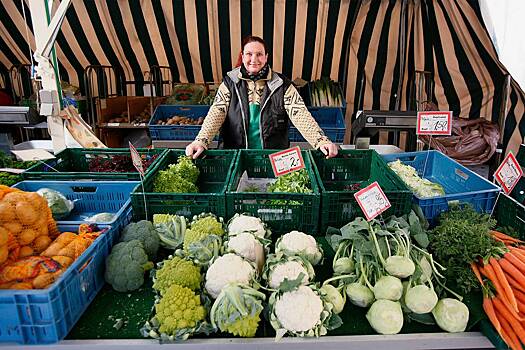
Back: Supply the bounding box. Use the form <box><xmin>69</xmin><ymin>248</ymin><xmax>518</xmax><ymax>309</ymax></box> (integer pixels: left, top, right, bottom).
<box><xmin>1</xmin><ymin>1</ymin><xmax>525</xmax><ymax>349</ymax></box>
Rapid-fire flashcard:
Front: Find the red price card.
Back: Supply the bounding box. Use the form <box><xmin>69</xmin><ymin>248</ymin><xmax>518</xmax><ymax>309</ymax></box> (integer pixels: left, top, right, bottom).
<box><xmin>494</xmin><ymin>152</ymin><xmax>523</xmax><ymax>194</ymax></box>
<box><xmin>269</xmin><ymin>146</ymin><xmax>305</xmax><ymax>177</ymax></box>
<box><xmin>354</xmin><ymin>181</ymin><xmax>392</xmax><ymax>221</ymax></box>
<box><xmin>416</xmin><ymin>111</ymin><xmax>453</xmax><ymax>135</ymax></box>
<box><xmin>129</xmin><ymin>141</ymin><xmax>145</xmax><ymax>176</ymax></box>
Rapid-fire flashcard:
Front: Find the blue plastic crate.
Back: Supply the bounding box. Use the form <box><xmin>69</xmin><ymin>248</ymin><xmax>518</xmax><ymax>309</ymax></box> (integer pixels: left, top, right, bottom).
<box><xmin>289</xmin><ymin>107</ymin><xmax>345</xmax><ymax>143</ymax></box>
<box><xmin>12</xmin><ymin>181</ymin><xmax>138</xmax><ymax>240</ymax></box>
<box><xmin>382</xmin><ymin>151</ymin><xmax>501</xmax><ymax>224</ymax></box>
<box><xmin>148</xmin><ymin>105</ymin><xmax>211</xmax><ymax>140</ymax></box>
<box><xmin>0</xmin><ymin>224</ymin><xmax>113</xmax><ymax>344</ymax></box>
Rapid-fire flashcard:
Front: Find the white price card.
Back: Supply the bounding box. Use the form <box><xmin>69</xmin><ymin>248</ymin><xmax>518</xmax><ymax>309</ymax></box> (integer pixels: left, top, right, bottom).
<box><xmin>416</xmin><ymin>111</ymin><xmax>452</xmax><ymax>135</ymax></box>
<box><xmin>269</xmin><ymin>146</ymin><xmax>305</xmax><ymax>177</ymax></box>
<box><xmin>129</xmin><ymin>141</ymin><xmax>144</xmax><ymax>176</ymax></box>
<box><xmin>354</xmin><ymin>181</ymin><xmax>392</xmax><ymax>221</ymax></box>
<box><xmin>494</xmin><ymin>152</ymin><xmax>523</xmax><ymax>194</ymax></box>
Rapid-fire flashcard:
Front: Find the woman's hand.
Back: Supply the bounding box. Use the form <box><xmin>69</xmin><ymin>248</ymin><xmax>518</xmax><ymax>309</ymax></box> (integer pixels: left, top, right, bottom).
<box><xmin>185</xmin><ymin>142</ymin><xmax>206</xmax><ymax>159</ymax></box>
<box><xmin>318</xmin><ymin>143</ymin><xmax>339</xmax><ymax>158</ymax></box>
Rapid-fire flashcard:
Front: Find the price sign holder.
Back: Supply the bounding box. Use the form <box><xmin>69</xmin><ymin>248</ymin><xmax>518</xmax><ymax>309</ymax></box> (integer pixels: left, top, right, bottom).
<box><xmin>354</xmin><ymin>181</ymin><xmax>392</xmax><ymax>221</ymax></box>
<box><xmin>269</xmin><ymin>146</ymin><xmax>305</xmax><ymax>177</ymax></box>
<box><xmin>416</xmin><ymin>111</ymin><xmax>452</xmax><ymax>136</ymax></box>
<box><xmin>494</xmin><ymin>152</ymin><xmax>523</xmax><ymax>194</ymax></box>
<box><xmin>129</xmin><ymin>142</ymin><xmax>149</xmax><ymax>220</ymax></box>
<box><xmin>416</xmin><ymin>111</ymin><xmax>453</xmax><ymax>176</ymax></box>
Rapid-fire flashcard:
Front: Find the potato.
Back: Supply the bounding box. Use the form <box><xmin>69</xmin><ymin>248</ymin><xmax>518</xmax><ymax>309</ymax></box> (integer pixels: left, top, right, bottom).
<box><xmin>19</xmin><ymin>246</ymin><xmax>34</xmax><ymax>258</ymax></box>
<box><xmin>0</xmin><ymin>245</ymin><xmax>7</xmax><ymax>265</ymax></box>
<box><xmin>52</xmin><ymin>255</ymin><xmax>74</xmax><ymax>268</ymax></box>
<box><xmin>0</xmin><ymin>227</ymin><xmax>8</xmax><ymax>246</ymax></box>
<box><xmin>18</xmin><ymin>228</ymin><xmax>38</xmax><ymax>245</ymax></box>
<box><xmin>15</xmin><ymin>201</ymin><xmax>38</xmax><ymax>225</ymax></box>
<box><xmin>3</xmin><ymin>222</ymin><xmax>22</xmax><ymax>235</ymax></box>
<box><xmin>33</xmin><ymin>235</ymin><xmax>52</xmax><ymax>253</ymax></box>
<box><xmin>0</xmin><ymin>200</ymin><xmax>16</xmax><ymax>222</ymax></box>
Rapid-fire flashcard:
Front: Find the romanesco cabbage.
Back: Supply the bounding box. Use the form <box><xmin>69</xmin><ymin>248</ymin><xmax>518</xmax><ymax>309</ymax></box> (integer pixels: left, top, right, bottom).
<box><xmin>153</xmin><ymin>256</ymin><xmax>201</xmax><ymax>295</ymax></box>
<box><xmin>155</xmin><ymin>284</ymin><xmax>206</xmax><ymax>336</ymax></box>
<box><xmin>181</xmin><ymin>214</ymin><xmax>225</xmax><ymax>264</ymax></box>
<box><xmin>210</xmin><ymin>284</ymin><xmax>265</xmax><ymax>337</ymax></box>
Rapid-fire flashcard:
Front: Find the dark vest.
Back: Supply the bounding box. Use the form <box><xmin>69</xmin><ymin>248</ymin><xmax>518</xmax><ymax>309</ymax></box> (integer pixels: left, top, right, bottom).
<box><xmin>220</xmin><ymin>67</ymin><xmax>292</xmax><ymax>149</ymax></box>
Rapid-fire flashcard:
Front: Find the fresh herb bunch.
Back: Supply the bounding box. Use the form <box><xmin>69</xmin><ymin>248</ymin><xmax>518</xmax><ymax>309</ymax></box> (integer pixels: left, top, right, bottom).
<box><xmin>429</xmin><ymin>205</ymin><xmax>502</xmax><ymax>295</ymax></box>
<box><xmin>267</xmin><ymin>169</ymin><xmax>312</xmax><ymax>205</ymax></box>
<box><xmin>0</xmin><ymin>172</ymin><xmax>21</xmax><ymax>186</ymax></box>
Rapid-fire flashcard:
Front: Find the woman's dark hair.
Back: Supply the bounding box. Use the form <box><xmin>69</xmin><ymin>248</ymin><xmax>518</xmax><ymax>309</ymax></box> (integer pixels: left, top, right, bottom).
<box><xmin>241</xmin><ymin>35</ymin><xmax>268</xmax><ymax>54</ymax></box>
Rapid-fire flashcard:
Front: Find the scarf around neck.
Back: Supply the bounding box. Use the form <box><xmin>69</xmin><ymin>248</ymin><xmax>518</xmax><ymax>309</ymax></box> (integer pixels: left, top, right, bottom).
<box><xmin>240</xmin><ymin>63</ymin><xmax>270</xmax><ymax>81</ymax></box>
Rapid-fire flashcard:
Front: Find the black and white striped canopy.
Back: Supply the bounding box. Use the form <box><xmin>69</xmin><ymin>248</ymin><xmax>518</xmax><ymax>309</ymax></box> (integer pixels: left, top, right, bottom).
<box><xmin>0</xmin><ymin>0</ymin><xmax>523</xmax><ymax>153</ymax></box>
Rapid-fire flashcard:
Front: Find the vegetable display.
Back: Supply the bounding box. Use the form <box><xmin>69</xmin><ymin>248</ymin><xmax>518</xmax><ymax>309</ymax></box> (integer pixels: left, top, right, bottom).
<box><xmin>388</xmin><ymin>160</ymin><xmax>445</xmax><ymax>198</ymax></box>
<box><xmin>153</xmin><ymin>156</ymin><xmax>199</xmax><ymax>193</ymax></box>
<box><xmin>310</xmin><ymin>78</ymin><xmax>344</xmax><ymax>107</ymax></box>
<box><xmin>469</xmin><ymin>229</ymin><xmax>525</xmax><ymax>349</ymax></box>
<box><xmin>88</xmin><ymin>154</ymin><xmax>159</xmax><ymax>173</ymax></box>
<box><xmin>324</xmin><ymin>211</ymin><xmax>466</xmax><ymax>334</ymax></box>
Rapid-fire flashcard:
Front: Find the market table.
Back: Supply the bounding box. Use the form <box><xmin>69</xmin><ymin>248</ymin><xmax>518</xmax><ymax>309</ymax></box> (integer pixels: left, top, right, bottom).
<box><xmin>9</xmin><ymin>332</ymin><xmax>494</xmax><ymax>350</ymax></box>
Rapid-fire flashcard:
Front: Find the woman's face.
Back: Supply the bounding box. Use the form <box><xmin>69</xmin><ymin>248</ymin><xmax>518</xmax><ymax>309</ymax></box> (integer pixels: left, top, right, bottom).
<box><xmin>242</xmin><ymin>41</ymin><xmax>268</xmax><ymax>74</ymax></box>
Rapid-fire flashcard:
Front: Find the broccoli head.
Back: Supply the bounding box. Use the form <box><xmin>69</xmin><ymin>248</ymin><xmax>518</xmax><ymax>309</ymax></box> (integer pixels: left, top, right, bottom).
<box><xmin>105</xmin><ymin>240</ymin><xmax>154</xmax><ymax>292</ymax></box>
<box><xmin>153</xmin><ymin>256</ymin><xmax>202</xmax><ymax>295</ymax></box>
<box><xmin>120</xmin><ymin>220</ymin><xmax>160</xmax><ymax>259</ymax></box>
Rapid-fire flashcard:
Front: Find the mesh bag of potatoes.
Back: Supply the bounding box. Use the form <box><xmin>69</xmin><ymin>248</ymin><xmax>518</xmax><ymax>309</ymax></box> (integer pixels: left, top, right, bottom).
<box><xmin>0</xmin><ymin>185</ymin><xmax>60</xmax><ymax>266</ymax></box>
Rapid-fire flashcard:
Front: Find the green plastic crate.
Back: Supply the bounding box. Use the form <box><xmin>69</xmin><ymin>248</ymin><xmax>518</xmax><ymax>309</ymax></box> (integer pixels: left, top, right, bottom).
<box><xmin>22</xmin><ymin>148</ymin><xmax>167</xmax><ymax>181</ymax></box>
<box><xmin>310</xmin><ymin>149</ymin><xmax>412</xmax><ymax>233</ymax></box>
<box><xmin>131</xmin><ymin>149</ymin><xmax>237</xmax><ymax>220</ymax></box>
<box><xmin>495</xmin><ymin>192</ymin><xmax>525</xmax><ymax>239</ymax></box>
<box><xmin>226</xmin><ymin>149</ymin><xmax>321</xmax><ymax>235</ymax></box>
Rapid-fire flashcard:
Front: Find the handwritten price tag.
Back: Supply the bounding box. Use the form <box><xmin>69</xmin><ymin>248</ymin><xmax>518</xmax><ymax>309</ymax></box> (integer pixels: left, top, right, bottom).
<box><xmin>494</xmin><ymin>152</ymin><xmax>523</xmax><ymax>194</ymax></box>
<box><xmin>129</xmin><ymin>141</ymin><xmax>144</xmax><ymax>176</ymax></box>
<box><xmin>417</xmin><ymin>111</ymin><xmax>452</xmax><ymax>135</ymax></box>
<box><xmin>269</xmin><ymin>146</ymin><xmax>305</xmax><ymax>177</ymax></box>
<box><xmin>354</xmin><ymin>182</ymin><xmax>392</xmax><ymax>221</ymax></box>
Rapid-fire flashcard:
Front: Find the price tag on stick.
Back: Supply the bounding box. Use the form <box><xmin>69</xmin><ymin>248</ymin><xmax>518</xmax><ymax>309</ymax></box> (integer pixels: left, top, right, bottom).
<box><xmin>354</xmin><ymin>182</ymin><xmax>392</xmax><ymax>221</ymax></box>
<box><xmin>494</xmin><ymin>152</ymin><xmax>523</xmax><ymax>194</ymax></box>
<box><xmin>129</xmin><ymin>141</ymin><xmax>145</xmax><ymax>176</ymax></box>
<box><xmin>417</xmin><ymin>111</ymin><xmax>452</xmax><ymax>135</ymax></box>
<box><xmin>269</xmin><ymin>146</ymin><xmax>305</xmax><ymax>177</ymax></box>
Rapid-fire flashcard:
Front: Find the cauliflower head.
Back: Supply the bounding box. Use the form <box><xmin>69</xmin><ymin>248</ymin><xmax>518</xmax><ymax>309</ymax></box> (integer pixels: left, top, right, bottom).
<box><xmin>273</xmin><ymin>285</ymin><xmax>324</xmax><ymax>332</ymax></box>
<box><xmin>227</xmin><ymin>214</ymin><xmax>269</xmax><ymax>238</ymax></box>
<box><xmin>226</xmin><ymin>232</ymin><xmax>264</xmax><ymax>263</ymax></box>
<box><xmin>268</xmin><ymin>260</ymin><xmax>310</xmax><ymax>289</ymax></box>
<box><xmin>155</xmin><ymin>284</ymin><xmax>206</xmax><ymax>335</ymax></box>
<box><xmin>105</xmin><ymin>240</ymin><xmax>154</xmax><ymax>292</ymax></box>
<box><xmin>153</xmin><ymin>256</ymin><xmax>201</xmax><ymax>295</ymax></box>
<box><xmin>205</xmin><ymin>253</ymin><xmax>255</xmax><ymax>299</ymax></box>
<box><xmin>276</xmin><ymin>231</ymin><xmax>323</xmax><ymax>265</ymax></box>
<box><xmin>121</xmin><ymin>220</ymin><xmax>160</xmax><ymax>260</ymax></box>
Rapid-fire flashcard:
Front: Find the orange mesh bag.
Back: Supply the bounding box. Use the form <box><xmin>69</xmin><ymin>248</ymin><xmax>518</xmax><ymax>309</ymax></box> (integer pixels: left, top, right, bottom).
<box><xmin>0</xmin><ymin>255</ymin><xmax>68</xmax><ymax>289</ymax></box>
<box><xmin>0</xmin><ymin>186</ymin><xmax>58</xmax><ymax>266</ymax></box>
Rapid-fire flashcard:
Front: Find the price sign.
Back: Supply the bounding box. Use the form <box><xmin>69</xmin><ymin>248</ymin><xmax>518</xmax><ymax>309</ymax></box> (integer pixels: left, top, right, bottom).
<box><xmin>354</xmin><ymin>182</ymin><xmax>392</xmax><ymax>221</ymax></box>
<box><xmin>494</xmin><ymin>152</ymin><xmax>523</xmax><ymax>194</ymax></box>
<box><xmin>269</xmin><ymin>146</ymin><xmax>305</xmax><ymax>177</ymax></box>
<box><xmin>129</xmin><ymin>141</ymin><xmax>144</xmax><ymax>176</ymax></box>
<box><xmin>416</xmin><ymin>111</ymin><xmax>452</xmax><ymax>135</ymax></box>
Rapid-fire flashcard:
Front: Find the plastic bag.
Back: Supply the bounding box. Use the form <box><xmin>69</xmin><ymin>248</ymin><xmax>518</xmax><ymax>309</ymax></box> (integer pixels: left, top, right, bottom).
<box><xmin>37</xmin><ymin>188</ymin><xmax>74</xmax><ymax>220</ymax></box>
<box><xmin>419</xmin><ymin>118</ymin><xmax>499</xmax><ymax>166</ymax></box>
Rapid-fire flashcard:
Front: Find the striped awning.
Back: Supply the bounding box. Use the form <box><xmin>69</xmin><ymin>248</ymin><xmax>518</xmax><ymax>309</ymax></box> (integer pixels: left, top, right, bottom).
<box><xmin>0</xmin><ymin>0</ymin><xmax>523</xmax><ymax>153</ymax></box>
